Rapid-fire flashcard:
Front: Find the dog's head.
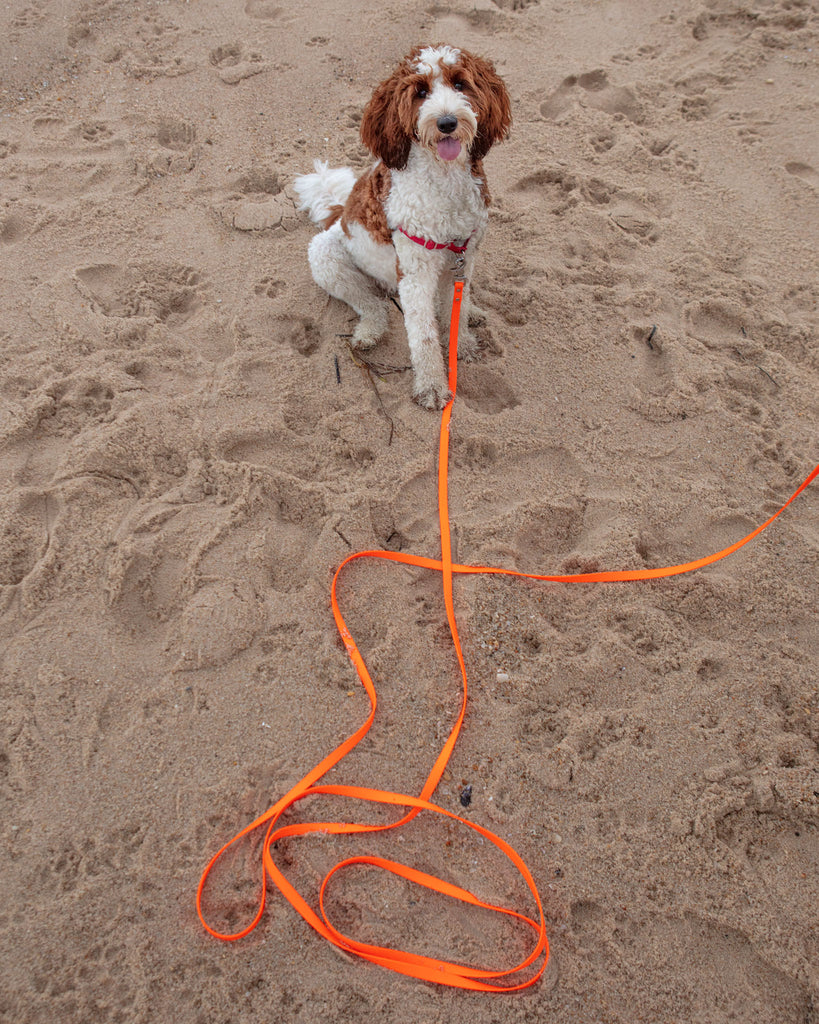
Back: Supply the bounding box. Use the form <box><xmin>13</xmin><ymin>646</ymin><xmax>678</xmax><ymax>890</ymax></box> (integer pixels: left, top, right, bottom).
<box><xmin>360</xmin><ymin>44</ymin><xmax>511</xmax><ymax>171</ymax></box>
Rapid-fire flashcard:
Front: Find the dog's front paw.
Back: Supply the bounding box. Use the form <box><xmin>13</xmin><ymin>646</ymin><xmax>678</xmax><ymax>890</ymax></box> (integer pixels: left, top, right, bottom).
<box><xmin>351</xmin><ymin>325</ymin><xmax>380</xmax><ymax>351</ymax></box>
<box><xmin>413</xmin><ymin>380</ymin><xmax>452</xmax><ymax>411</ymax></box>
<box><xmin>457</xmin><ymin>330</ymin><xmax>480</xmax><ymax>363</ymax></box>
<box><xmin>351</xmin><ymin>311</ymin><xmax>387</xmax><ymax>351</ymax></box>
<box><xmin>467</xmin><ymin>304</ymin><xmax>488</xmax><ymax>328</ymax></box>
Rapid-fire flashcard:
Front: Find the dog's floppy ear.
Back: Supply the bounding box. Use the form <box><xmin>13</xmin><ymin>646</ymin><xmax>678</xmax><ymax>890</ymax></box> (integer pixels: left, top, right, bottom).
<box><xmin>360</xmin><ymin>68</ymin><xmax>415</xmax><ymax>170</ymax></box>
<box><xmin>461</xmin><ymin>52</ymin><xmax>511</xmax><ymax>162</ymax></box>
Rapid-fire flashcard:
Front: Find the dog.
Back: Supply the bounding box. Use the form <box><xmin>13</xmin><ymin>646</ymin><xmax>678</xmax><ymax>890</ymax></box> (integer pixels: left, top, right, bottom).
<box><xmin>293</xmin><ymin>44</ymin><xmax>511</xmax><ymax>410</ymax></box>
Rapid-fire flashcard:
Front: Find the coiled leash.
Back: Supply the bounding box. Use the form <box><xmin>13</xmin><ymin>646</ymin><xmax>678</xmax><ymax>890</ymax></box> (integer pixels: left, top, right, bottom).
<box><xmin>197</xmin><ymin>257</ymin><xmax>818</xmax><ymax>990</ymax></box>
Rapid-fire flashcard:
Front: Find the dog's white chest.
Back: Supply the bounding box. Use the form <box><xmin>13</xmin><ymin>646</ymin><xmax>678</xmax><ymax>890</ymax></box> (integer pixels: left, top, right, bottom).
<box><xmin>385</xmin><ymin>151</ymin><xmax>488</xmax><ymax>244</ymax></box>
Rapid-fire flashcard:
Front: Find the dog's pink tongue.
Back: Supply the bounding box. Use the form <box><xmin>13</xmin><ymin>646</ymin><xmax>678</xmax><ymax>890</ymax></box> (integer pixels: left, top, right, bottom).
<box><xmin>437</xmin><ymin>137</ymin><xmax>461</xmax><ymax>161</ymax></box>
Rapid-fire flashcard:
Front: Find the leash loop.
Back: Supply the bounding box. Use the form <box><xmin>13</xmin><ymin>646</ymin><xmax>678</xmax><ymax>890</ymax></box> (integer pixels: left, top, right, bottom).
<box><xmin>197</xmin><ymin>279</ymin><xmax>818</xmax><ymax>990</ymax></box>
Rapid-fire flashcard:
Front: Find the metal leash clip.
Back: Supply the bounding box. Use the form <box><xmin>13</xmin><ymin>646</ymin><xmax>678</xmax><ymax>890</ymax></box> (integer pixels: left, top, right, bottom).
<box><xmin>452</xmin><ymin>251</ymin><xmax>466</xmax><ymax>281</ymax></box>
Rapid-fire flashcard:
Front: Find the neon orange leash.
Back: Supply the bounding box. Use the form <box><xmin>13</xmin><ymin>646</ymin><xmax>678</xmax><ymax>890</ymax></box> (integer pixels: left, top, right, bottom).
<box><xmin>197</xmin><ymin>275</ymin><xmax>818</xmax><ymax>990</ymax></box>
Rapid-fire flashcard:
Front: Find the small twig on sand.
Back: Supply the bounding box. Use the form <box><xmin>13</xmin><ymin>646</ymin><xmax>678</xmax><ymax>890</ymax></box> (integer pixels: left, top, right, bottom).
<box><xmin>345</xmin><ymin>343</ymin><xmax>410</xmax><ymax>379</ymax></box>
<box><xmin>756</xmin><ymin>365</ymin><xmax>780</xmax><ymax>389</ymax></box>
<box><xmin>346</xmin><ymin>343</ymin><xmax>397</xmax><ymax>444</ymax></box>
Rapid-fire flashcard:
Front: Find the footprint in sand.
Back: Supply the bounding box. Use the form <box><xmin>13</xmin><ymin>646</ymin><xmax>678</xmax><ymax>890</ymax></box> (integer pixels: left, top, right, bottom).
<box><xmin>77</xmin><ymin>120</ymin><xmax>114</xmax><ymax>144</ymax></box>
<box><xmin>216</xmin><ymin>424</ymin><xmax>314</xmax><ymax>479</ymax></box>
<box><xmin>541</xmin><ymin>69</ymin><xmax>644</xmax><ymax>124</ymax></box>
<box><xmin>429</xmin><ymin>3</ymin><xmax>502</xmax><ymax>32</ymax></box>
<box><xmin>235</xmin><ymin>166</ymin><xmax>282</xmax><ymax>196</ymax></box>
<box><xmin>589</xmin><ymin>129</ymin><xmax>615</xmax><ymax>153</ymax></box>
<box><xmin>0</xmin><ymin>211</ymin><xmax>27</xmax><ymax>244</ymax></box>
<box><xmin>210</xmin><ymin>43</ymin><xmax>269</xmax><ymax>85</ymax></box>
<box><xmin>693</xmin><ymin>2</ymin><xmax>808</xmax><ymax>44</ymax></box>
<box><xmin>11</xmin><ymin>4</ymin><xmax>48</xmax><ymax>31</ymax></box>
<box><xmin>272</xmin><ymin>314</ymin><xmax>321</xmax><ymax>356</ymax></box>
<box><xmin>680</xmin><ymin>94</ymin><xmax>711</xmax><ymax>121</ymax></box>
<box><xmin>512</xmin><ymin>165</ymin><xmax>579</xmax><ymax>218</ymax></box>
<box><xmin>785</xmin><ymin>161</ymin><xmax>818</xmax><ymax>189</ymax></box>
<box><xmin>717</xmin><ymin>106</ymin><xmax>774</xmax><ymax>147</ymax></box>
<box><xmin>456</xmin><ymin>366</ymin><xmax>520</xmax><ymax>415</ymax></box>
<box><xmin>449</xmin><ymin>442</ymin><xmax>588</xmax><ymax>563</ymax></box>
<box><xmin>567</xmin><ymin>902</ymin><xmax>812</xmax><ymax>1019</ymax></box>
<box><xmin>491</xmin><ymin>0</ymin><xmax>539</xmax><ymax>9</ymax></box>
<box><xmin>218</xmin><ymin>168</ymin><xmax>299</xmax><ymax>233</ymax></box>
<box><xmin>0</xmin><ymin>490</ymin><xmax>51</xmax><ymax>587</ymax></box>
<box><xmin>4</xmin><ymin>114</ymin><xmax>130</xmax><ymax>199</ymax></box>
<box><xmin>127</xmin><ymin>118</ymin><xmax>198</xmax><ymax>178</ymax></box>
<box><xmin>608</xmin><ymin>198</ymin><xmax>660</xmax><ymax>242</ymax></box>
<box><xmin>685</xmin><ymin>297</ymin><xmax>750</xmax><ymax>352</ymax></box>
<box><xmin>137</xmin><ymin>117</ymin><xmax>200</xmax><ymax>175</ymax></box>
<box><xmin>74</xmin><ymin>263</ymin><xmax>203</xmax><ymax>324</ymax></box>
<box><xmin>514</xmin><ymin>501</ymin><xmax>586</xmax><ymax>564</ymax></box>
<box><xmin>234</xmin><ymin>307</ymin><xmax>320</xmax><ymax>356</ymax></box>
<box><xmin>379</xmin><ymin>468</ymin><xmax>438</xmax><ymax>549</ymax></box>
<box><xmin>450</xmin><ymin>434</ymin><xmax>499</xmax><ymax>473</ymax></box>
<box><xmin>715</xmin><ymin>764</ymin><xmax>819</xmax><ymax>880</ymax></box>
<box><xmin>244</xmin><ymin>0</ymin><xmax>282</xmax><ymax>18</ymax></box>
<box><xmin>173</xmin><ymin>582</ymin><xmax>264</xmax><ymax>671</ymax></box>
<box><xmin>253</xmin><ymin>276</ymin><xmax>287</xmax><ymax>300</ymax></box>
<box><xmin>156</xmin><ymin>117</ymin><xmax>196</xmax><ymax>152</ymax></box>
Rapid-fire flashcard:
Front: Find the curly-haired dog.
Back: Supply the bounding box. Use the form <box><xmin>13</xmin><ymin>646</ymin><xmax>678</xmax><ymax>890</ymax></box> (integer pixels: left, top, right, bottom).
<box><xmin>293</xmin><ymin>44</ymin><xmax>511</xmax><ymax>410</ymax></box>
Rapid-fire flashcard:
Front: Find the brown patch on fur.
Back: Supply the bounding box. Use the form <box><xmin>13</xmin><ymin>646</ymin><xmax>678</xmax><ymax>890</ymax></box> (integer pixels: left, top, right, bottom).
<box><xmin>323</xmin><ymin>204</ymin><xmax>344</xmax><ymax>230</ymax></box>
<box><xmin>341</xmin><ymin>163</ymin><xmax>393</xmax><ymax>245</ymax></box>
<box><xmin>360</xmin><ymin>50</ymin><xmax>432</xmax><ymax>169</ymax></box>
<box><xmin>447</xmin><ymin>51</ymin><xmax>511</xmax><ymax>162</ymax></box>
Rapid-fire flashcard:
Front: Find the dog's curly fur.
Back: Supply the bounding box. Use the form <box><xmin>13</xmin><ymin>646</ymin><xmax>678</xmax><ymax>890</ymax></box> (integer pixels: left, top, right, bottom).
<box><xmin>294</xmin><ymin>44</ymin><xmax>511</xmax><ymax>409</ymax></box>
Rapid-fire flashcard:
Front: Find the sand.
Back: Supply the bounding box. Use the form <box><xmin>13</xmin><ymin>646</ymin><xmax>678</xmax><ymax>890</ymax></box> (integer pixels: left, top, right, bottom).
<box><xmin>1</xmin><ymin>0</ymin><xmax>818</xmax><ymax>1020</ymax></box>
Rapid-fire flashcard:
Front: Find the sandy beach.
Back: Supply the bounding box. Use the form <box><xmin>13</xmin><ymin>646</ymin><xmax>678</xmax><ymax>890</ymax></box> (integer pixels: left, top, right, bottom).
<box><xmin>1</xmin><ymin>0</ymin><xmax>818</xmax><ymax>1020</ymax></box>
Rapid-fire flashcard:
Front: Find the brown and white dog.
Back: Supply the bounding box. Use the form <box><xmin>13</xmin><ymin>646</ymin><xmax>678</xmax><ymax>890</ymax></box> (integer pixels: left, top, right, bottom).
<box><xmin>293</xmin><ymin>44</ymin><xmax>511</xmax><ymax>409</ymax></box>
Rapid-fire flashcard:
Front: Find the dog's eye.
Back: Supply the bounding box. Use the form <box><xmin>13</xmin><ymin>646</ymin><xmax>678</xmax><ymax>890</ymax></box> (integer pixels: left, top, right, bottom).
<box><xmin>417</xmin><ymin>86</ymin><xmax>428</xmax><ymax>98</ymax></box>
<box><xmin>453</xmin><ymin>80</ymin><xmax>465</xmax><ymax>91</ymax></box>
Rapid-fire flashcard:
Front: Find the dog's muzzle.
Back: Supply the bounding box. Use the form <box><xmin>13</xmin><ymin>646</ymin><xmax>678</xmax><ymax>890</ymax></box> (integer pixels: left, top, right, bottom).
<box><xmin>435</xmin><ymin>114</ymin><xmax>462</xmax><ymax>161</ymax></box>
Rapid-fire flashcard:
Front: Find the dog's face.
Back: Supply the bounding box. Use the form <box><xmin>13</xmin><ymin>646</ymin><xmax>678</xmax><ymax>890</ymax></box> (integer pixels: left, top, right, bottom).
<box><xmin>361</xmin><ymin>44</ymin><xmax>511</xmax><ymax>170</ymax></box>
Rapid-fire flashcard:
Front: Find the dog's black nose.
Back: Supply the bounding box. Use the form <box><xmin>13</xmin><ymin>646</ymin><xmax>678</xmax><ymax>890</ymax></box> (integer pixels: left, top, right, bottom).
<box><xmin>436</xmin><ymin>114</ymin><xmax>458</xmax><ymax>135</ymax></box>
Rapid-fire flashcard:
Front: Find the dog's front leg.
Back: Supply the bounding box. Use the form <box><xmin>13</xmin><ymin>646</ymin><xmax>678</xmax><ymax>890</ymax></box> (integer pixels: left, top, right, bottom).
<box><xmin>397</xmin><ymin>247</ymin><xmax>451</xmax><ymax>410</ymax></box>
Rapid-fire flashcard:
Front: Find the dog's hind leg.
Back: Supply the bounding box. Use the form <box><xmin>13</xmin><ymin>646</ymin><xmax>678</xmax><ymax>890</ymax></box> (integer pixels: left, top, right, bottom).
<box><xmin>308</xmin><ymin>225</ymin><xmax>388</xmax><ymax>350</ymax></box>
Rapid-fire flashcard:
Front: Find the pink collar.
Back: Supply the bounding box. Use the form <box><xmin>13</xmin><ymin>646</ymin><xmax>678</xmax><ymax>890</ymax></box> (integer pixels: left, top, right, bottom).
<box><xmin>398</xmin><ymin>226</ymin><xmax>471</xmax><ymax>254</ymax></box>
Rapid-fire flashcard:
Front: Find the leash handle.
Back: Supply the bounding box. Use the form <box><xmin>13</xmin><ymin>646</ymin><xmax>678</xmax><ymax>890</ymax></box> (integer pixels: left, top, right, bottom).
<box><xmin>197</xmin><ymin>278</ymin><xmax>817</xmax><ymax>990</ymax></box>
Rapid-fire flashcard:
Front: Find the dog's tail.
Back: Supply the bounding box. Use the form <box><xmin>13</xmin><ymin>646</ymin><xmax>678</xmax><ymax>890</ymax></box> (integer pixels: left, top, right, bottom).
<box><xmin>293</xmin><ymin>160</ymin><xmax>356</xmax><ymax>226</ymax></box>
